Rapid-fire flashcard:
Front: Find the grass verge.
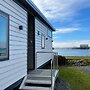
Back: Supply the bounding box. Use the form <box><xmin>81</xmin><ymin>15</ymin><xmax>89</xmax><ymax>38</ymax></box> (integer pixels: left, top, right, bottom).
<box><xmin>64</xmin><ymin>56</ymin><xmax>90</xmax><ymax>66</ymax></box>
<box><xmin>65</xmin><ymin>56</ymin><xmax>90</xmax><ymax>61</ymax></box>
<box><xmin>59</xmin><ymin>66</ymin><xmax>90</xmax><ymax>90</ymax></box>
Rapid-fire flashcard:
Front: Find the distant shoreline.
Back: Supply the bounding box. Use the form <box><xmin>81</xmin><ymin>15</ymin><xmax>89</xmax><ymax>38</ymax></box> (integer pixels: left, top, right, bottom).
<box><xmin>55</xmin><ymin>47</ymin><xmax>90</xmax><ymax>49</ymax></box>
<box><xmin>72</xmin><ymin>47</ymin><xmax>89</xmax><ymax>49</ymax></box>
<box><xmin>54</xmin><ymin>47</ymin><xmax>90</xmax><ymax>56</ymax></box>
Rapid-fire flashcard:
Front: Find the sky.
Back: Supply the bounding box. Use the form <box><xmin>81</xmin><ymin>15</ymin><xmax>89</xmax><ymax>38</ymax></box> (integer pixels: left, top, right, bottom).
<box><xmin>32</xmin><ymin>0</ymin><xmax>90</xmax><ymax>48</ymax></box>
<box><xmin>0</xmin><ymin>16</ymin><xmax>7</xmax><ymax>48</ymax></box>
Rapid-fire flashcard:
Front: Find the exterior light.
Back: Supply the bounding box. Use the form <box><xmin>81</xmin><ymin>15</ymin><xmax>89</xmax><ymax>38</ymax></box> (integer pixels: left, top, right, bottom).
<box><xmin>19</xmin><ymin>25</ymin><xmax>23</xmax><ymax>30</ymax></box>
<box><xmin>46</xmin><ymin>38</ymin><xmax>48</xmax><ymax>40</ymax></box>
<box><xmin>38</xmin><ymin>31</ymin><xmax>40</xmax><ymax>35</ymax></box>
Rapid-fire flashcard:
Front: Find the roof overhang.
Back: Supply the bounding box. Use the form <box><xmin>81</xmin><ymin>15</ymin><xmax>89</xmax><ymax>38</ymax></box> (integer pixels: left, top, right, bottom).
<box><xmin>13</xmin><ymin>0</ymin><xmax>55</xmax><ymax>31</ymax></box>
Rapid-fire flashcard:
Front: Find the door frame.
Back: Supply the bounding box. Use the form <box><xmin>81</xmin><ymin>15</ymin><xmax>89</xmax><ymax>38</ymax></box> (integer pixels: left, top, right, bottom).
<box><xmin>27</xmin><ymin>13</ymin><xmax>35</xmax><ymax>71</ymax></box>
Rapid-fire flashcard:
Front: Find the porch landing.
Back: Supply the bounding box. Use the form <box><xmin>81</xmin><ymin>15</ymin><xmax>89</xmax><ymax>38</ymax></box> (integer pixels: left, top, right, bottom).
<box><xmin>28</xmin><ymin>69</ymin><xmax>58</xmax><ymax>77</ymax></box>
<box><xmin>19</xmin><ymin>69</ymin><xmax>59</xmax><ymax>90</ymax></box>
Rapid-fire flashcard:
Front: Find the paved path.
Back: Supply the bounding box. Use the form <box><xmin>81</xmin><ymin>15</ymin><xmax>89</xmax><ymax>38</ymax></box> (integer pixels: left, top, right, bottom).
<box><xmin>77</xmin><ymin>66</ymin><xmax>90</xmax><ymax>75</ymax></box>
<box><xmin>54</xmin><ymin>77</ymin><xmax>70</xmax><ymax>90</ymax></box>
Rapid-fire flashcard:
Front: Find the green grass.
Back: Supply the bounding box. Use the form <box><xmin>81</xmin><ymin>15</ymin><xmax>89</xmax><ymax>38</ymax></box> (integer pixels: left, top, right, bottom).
<box><xmin>59</xmin><ymin>67</ymin><xmax>90</xmax><ymax>90</ymax></box>
<box><xmin>65</xmin><ymin>56</ymin><xmax>90</xmax><ymax>66</ymax></box>
<box><xmin>65</xmin><ymin>56</ymin><xmax>90</xmax><ymax>61</ymax></box>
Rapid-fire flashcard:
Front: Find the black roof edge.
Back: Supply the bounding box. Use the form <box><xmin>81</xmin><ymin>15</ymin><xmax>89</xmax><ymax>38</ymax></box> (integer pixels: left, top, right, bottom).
<box><xmin>13</xmin><ymin>0</ymin><xmax>55</xmax><ymax>31</ymax></box>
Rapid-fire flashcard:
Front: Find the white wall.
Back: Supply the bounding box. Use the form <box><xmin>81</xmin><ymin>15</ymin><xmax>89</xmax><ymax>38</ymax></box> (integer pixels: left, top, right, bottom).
<box><xmin>35</xmin><ymin>18</ymin><xmax>53</xmax><ymax>68</ymax></box>
<box><xmin>0</xmin><ymin>0</ymin><xmax>27</xmax><ymax>90</ymax></box>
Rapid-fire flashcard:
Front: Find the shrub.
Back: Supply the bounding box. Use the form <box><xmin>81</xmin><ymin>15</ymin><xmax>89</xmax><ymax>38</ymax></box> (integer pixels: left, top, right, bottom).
<box><xmin>58</xmin><ymin>55</ymin><xmax>68</xmax><ymax>66</ymax></box>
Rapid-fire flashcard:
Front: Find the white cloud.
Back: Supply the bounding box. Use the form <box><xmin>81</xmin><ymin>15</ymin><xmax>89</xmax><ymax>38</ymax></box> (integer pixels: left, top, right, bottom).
<box><xmin>53</xmin><ymin>36</ymin><xmax>59</xmax><ymax>39</ymax></box>
<box><xmin>54</xmin><ymin>27</ymin><xmax>80</xmax><ymax>34</ymax></box>
<box><xmin>53</xmin><ymin>40</ymin><xmax>90</xmax><ymax>48</ymax></box>
<box><xmin>31</xmin><ymin>0</ymin><xmax>90</xmax><ymax>48</ymax></box>
<box><xmin>31</xmin><ymin>0</ymin><xmax>90</xmax><ymax>21</ymax></box>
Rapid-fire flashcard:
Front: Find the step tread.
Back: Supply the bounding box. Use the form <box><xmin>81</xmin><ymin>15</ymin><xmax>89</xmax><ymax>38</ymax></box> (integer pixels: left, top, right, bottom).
<box><xmin>27</xmin><ymin>76</ymin><xmax>51</xmax><ymax>80</ymax></box>
<box><xmin>25</xmin><ymin>79</ymin><xmax>51</xmax><ymax>84</ymax></box>
<box><xmin>27</xmin><ymin>75</ymin><xmax>51</xmax><ymax>78</ymax></box>
<box><xmin>21</xmin><ymin>86</ymin><xmax>51</xmax><ymax>90</ymax></box>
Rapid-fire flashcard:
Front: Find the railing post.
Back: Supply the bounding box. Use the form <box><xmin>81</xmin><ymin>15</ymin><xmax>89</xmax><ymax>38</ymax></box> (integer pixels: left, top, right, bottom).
<box><xmin>35</xmin><ymin>52</ymin><xmax>37</xmax><ymax>69</ymax></box>
<box><xmin>56</xmin><ymin>52</ymin><xmax>58</xmax><ymax>69</ymax></box>
<box><xmin>51</xmin><ymin>59</ymin><xmax>53</xmax><ymax>90</ymax></box>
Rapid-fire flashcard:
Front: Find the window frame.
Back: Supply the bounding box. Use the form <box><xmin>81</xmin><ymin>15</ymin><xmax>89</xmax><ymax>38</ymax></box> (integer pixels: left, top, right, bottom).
<box><xmin>41</xmin><ymin>34</ymin><xmax>45</xmax><ymax>49</ymax></box>
<box><xmin>0</xmin><ymin>10</ymin><xmax>9</xmax><ymax>61</ymax></box>
<box><xmin>48</xmin><ymin>29</ymin><xmax>52</xmax><ymax>38</ymax></box>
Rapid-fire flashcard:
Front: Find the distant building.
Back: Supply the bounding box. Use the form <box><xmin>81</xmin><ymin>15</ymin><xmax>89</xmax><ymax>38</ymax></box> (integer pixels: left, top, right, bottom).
<box><xmin>80</xmin><ymin>44</ymin><xmax>89</xmax><ymax>49</ymax></box>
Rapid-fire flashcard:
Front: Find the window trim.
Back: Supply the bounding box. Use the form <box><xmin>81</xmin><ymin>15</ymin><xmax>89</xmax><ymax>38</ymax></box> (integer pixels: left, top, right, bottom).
<box><xmin>0</xmin><ymin>10</ymin><xmax>9</xmax><ymax>61</ymax></box>
<box><xmin>41</xmin><ymin>34</ymin><xmax>45</xmax><ymax>49</ymax></box>
<box><xmin>47</xmin><ymin>29</ymin><xmax>52</xmax><ymax>38</ymax></box>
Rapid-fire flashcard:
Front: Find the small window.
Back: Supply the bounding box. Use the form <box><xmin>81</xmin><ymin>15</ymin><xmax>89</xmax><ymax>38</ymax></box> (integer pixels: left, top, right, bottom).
<box><xmin>0</xmin><ymin>11</ymin><xmax>9</xmax><ymax>61</ymax></box>
<box><xmin>48</xmin><ymin>30</ymin><xmax>52</xmax><ymax>38</ymax></box>
<box><xmin>41</xmin><ymin>34</ymin><xmax>45</xmax><ymax>49</ymax></box>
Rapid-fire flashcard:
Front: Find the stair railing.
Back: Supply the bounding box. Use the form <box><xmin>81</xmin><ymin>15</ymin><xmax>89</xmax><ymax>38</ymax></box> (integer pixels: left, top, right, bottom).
<box><xmin>51</xmin><ymin>52</ymin><xmax>58</xmax><ymax>89</ymax></box>
<box><xmin>36</xmin><ymin>51</ymin><xmax>58</xmax><ymax>90</ymax></box>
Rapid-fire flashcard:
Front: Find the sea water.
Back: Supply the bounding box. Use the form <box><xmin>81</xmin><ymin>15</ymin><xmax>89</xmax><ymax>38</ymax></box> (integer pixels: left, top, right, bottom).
<box><xmin>54</xmin><ymin>48</ymin><xmax>90</xmax><ymax>56</ymax></box>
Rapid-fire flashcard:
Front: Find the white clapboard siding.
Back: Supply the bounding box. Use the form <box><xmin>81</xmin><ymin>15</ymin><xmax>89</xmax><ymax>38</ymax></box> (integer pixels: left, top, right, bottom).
<box><xmin>0</xmin><ymin>61</ymin><xmax>27</xmax><ymax>77</ymax></box>
<box><xmin>1</xmin><ymin>69</ymin><xmax>27</xmax><ymax>90</ymax></box>
<box><xmin>37</xmin><ymin>53</ymin><xmax>53</xmax><ymax>68</ymax></box>
<box><xmin>9</xmin><ymin>54</ymin><xmax>27</xmax><ymax>60</ymax></box>
<box><xmin>10</xmin><ymin>30</ymin><xmax>27</xmax><ymax>39</ymax></box>
<box><xmin>10</xmin><ymin>45</ymin><xmax>27</xmax><ymax>50</ymax></box>
<box><xmin>0</xmin><ymin>0</ymin><xmax>27</xmax><ymax>90</ymax></box>
<box><xmin>10</xmin><ymin>40</ymin><xmax>27</xmax><ymax>47</ymax></box>
<box><xmin>10</xmin><ymin>21</ymin><xmax>27</xmax><ymax>33</ymax></box>
<box><xmin>35</xmin><ymin>18</ymin><xmax>53</xmax><ymax>68</ymax></box>
<box><xmin>10</xmin><ymin>16</ymin><xmax>27</xmax><ymax>29</ymax></box>
<box><xmin>0</xmin><ymin>0</ymin><xmax>27</xmax><ymax>23</ymax></box>
<box><xmin>3</xmin><ymin>0</ymin><xmax>27</xmax><ymax>18</ymax></box>
<box><xmin>0</xmin><ymin>58</ymin><xmax>27</xmax><ymax>68</ymax></box>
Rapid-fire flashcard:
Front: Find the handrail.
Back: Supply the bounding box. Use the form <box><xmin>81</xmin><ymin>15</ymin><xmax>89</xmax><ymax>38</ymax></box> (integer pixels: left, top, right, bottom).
<box><xmin>36</xmin><ymin>51</ymin><xmax>54</xmax><ymax>53</ymax></box>
<box><xmin>53</xmin><ymin>52</ymin><xmax>58</xmax><ymax>69</ymax></box>
<box><xmin>36</xmin><ymin>51</ymin><xmax>58</xmax><ymax>90</ymax></box>
<box><xmin>51</xmin><ymin>58</ymin><xmax>53</xmax><ymax>90</ymax></box>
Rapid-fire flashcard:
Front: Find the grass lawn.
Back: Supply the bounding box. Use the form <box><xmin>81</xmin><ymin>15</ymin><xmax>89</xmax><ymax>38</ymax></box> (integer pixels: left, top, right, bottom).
<box><xmin>64</xmin><ymin>56</ymin><xmax>90</xmax><ymax>66</ymax></box>
<box><xmin>65</xmin><ymin>56</ymin><xmax>90</xmax><ymax>61</ymax></box>
<box><xmin>59</xmin><ymin>67</ymin><xmax>90</xmax><ymax>90</ymax></box>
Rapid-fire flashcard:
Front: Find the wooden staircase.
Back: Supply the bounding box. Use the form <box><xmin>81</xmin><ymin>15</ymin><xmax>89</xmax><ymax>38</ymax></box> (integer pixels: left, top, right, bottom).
<box><xmin>19</xmin><ymin>69</ymin><xmax>58</xmax><ymax>90</ymax></box>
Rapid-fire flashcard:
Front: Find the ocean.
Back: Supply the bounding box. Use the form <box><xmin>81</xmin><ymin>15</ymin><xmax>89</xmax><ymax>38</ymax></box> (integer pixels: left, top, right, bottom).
<box><xmin>0</xmin><ymin>48</ymin><xmax>6</xmax><ymax>53</ymax></box>
<box><xmin>54</xmin><ymin>48</ymin><xmax>90</xmax><ymax>56</ymax></box>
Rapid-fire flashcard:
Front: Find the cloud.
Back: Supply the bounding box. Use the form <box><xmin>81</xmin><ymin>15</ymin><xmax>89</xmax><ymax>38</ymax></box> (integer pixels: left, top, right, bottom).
<box><xmin>54</xmin><ymin>36</ymin><xmax>59</xmax><ymax>39</ymax></box>
<box><xmin>53</xmin><ymin>40</ymin><xmax>90</xmax><ymax>48</ymax></box>
<box><xmin>54</xmin><ymin>27</ymin><xmax>80</xmax><ymax>34</ymax></box>
<box><xmin>31</xmin><ymin>0</ymin><xmax>90</xmax><ymax>21</ymax></box>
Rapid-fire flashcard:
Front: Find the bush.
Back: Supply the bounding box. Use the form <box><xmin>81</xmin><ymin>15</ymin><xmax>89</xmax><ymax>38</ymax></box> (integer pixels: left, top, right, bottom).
<box><xmin>58</xmin><ymin>55</ymin><xmax>68</xmax><ymax>66</ymax></box>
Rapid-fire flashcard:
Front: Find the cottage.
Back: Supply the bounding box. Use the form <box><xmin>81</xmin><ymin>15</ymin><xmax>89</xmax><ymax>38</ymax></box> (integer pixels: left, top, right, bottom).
<box><xmin>0</xmin><ymin>0</ymin><xmax>58</xmax><ymax>90</ymax></box>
